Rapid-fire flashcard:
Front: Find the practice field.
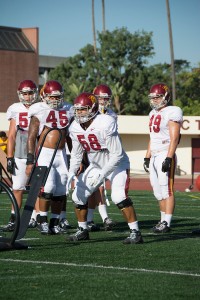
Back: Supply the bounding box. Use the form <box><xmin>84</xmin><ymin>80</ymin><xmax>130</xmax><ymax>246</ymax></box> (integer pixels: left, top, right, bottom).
<box><xmin>1</xmin><ymin>190</ymin><xmax>200</xmax><ymax>300</ymax></box>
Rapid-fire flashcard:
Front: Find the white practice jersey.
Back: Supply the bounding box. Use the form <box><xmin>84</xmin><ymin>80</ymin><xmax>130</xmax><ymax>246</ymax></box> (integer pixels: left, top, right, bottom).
<box><xmin>149</xmin><ymin>106</ymin><xmax>183</xmax><ymax>152</ymax></box>
<box><xmin>7</xmin><ymin>102</ymin><xmax>30</xmax><ymax>131</ymax></box>
<box><xmin>69</xmin><ymin>114</ymin><xmax>130</xmax><ymax>178</ymax></box>
<box><xmin>28</xmin><ymin>101</ymin><xmax>73</xmax><ymax>134</ymax></box>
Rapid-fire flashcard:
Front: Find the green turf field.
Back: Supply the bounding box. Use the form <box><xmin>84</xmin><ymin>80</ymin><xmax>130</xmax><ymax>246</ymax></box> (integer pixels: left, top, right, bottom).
<box><xmin>1</xmin><ymin>190</ymin><xmax>200</xmax><ymax>300</ymax></box>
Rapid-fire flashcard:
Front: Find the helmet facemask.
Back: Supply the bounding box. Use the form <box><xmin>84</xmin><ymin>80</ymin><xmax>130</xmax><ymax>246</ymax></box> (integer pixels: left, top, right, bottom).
<box><xmin>18</xmin><ymin>88</ymin><xmax>38</xmax><ymax>106</ymax></box>
<box><xmin>148</xmin><ymin>93</ymin><xmax>169</xmax><ymax>110</ymax></box>
<box><xmin>74</xmin><ymin>103</ymin><xmax>98</xmax><ymax>124</ymax></box>
<box><xmin>42</xmin><ymin>92</ymin><xmax>64</xmax><ymax>109</ymax></box>
<box><xmin>97</xmin><ymin>96</ymin><xmax>111</xmax><ymax>114</ymax></box>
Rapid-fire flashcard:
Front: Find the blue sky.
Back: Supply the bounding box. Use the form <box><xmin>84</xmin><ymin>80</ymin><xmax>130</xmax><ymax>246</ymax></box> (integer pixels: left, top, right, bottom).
<box><xmin>1</xmin><ymin>0</ymin><xmax>199</xmax><ymax>67</ymax></box>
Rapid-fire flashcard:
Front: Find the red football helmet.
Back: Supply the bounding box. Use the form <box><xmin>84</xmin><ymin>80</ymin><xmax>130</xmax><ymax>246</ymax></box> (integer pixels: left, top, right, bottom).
<box><xmin>148</xmin><ymin>83</ymin><xmax>170</xmax><ymax>110</ymax></box>
<box><xmin>17</xmin><ymin>80</ymin><xmax>38</xmax><ymax>106</ymax></box>
<box><xmin>40</xmin><ymin>80</ymin><xmax>64</xmax><ymax>109</ymax></box>
<box><xmin>73</xmin><ymin>92</ymin><xmax>98</xmax><ymax>123</ymax></box>
<box><xmin>93</xmin><ymin>84</ymin><xmax>112</xmax><ymax>113</ymax></box>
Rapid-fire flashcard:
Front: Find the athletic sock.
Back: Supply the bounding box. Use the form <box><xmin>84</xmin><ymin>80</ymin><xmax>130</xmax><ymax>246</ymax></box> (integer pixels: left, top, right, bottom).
<box><xmin>98</xmin><ymin>204</ymin><xmax>108</xmax><ymax>222</ymax></box>
<box><xmin>128</xmin><ymin>221</ymin><xmax>139</xmax><ymax>231</ymax></box>
<box><xmin>164</xmin><ymin>214</ymin><xmax>172</xmax><ymax>227</ymax></box>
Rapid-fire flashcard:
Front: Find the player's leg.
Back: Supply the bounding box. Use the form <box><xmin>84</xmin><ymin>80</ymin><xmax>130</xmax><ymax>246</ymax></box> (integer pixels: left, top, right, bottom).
<box><xmin>149</xmin><ymin>155</ymin><xmax>165</xmax><ymax>231</ymax></box>
<box><xmin>68</xmin><ymin>166</ymin><xmax>99</xmax><ymax>241</ymax></box>
<box><xmin>49</xmin><ymin>150</ymin><xmax>68</xmax><ymax>234</ymax></box>
<box><xmin>109</xmin><ymin>168</ymin><xmax>143</xmax><ymax>244</ymax></box>
<box><xmin>28</xmin><ymin>197</ymin><xmax>40</xmax><ymax>228</ymax></box>
<box><xmin>37</xmin><ymin>148</ymin><xmax>55</xmax><ymax>234</ymax></box>
<box><xmin>59</xmin><ymin>196</ymin><xmax>72</xmax><ymax>230</ymax></box>
<box><xmin>4</xmin><ymin>158</ymin><xmax>27</xmax><ymax>231</ymax></box>
<box><xmin>153</xmin><ymin>154</ymin><xmax>176</xmax><ymax>233</ymax></box>
<box><xmin>96</xmin><ymin>185</ymin><xmax>116</xmax><ymax>230</ymax></box>
<box><xmin>87</xmin><ymin>192</ymin><xmax>100</xmax><ymax>231</ymax></box>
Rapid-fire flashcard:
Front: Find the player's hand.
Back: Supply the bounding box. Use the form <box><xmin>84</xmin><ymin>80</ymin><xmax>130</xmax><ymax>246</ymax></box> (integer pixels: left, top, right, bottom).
<box><xmin>88</xmin><ymin>173</ymin><xmax>104</xmax><ymax>189</ymax></box>
<box><xmin>143</xmin><ymin>158</ymin><xmax>150</xmax><ymax>173</ymax></box>
<box><xmin>162</xmin><ymin>157</ymin><xmax>172</xmax><ymax>173</ymax></box>
<box><xmin>66</xmin><ymin>172</ymin><xmax>75</xmax><ymax>195</ymax></box>
<box><xmin>7</xmin><ymin>157</ymin><xmax>17</xmax><ymax>175</ymax></box>
<box><xmin>25</xmin><ymin>164</ymin><xmax>33</xmax><ymax>177</ymax></box>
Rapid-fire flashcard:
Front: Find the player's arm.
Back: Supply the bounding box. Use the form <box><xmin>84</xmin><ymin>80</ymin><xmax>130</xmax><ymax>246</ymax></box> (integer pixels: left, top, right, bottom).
<box><xmin>68</xmin><ymin>138</ymin><xmax>84</xmax><ymax>175</ymax></box>
<box><xmin>26</xmin><ymin>116</ymin><xmax>40</xmax><ymax>164</ymax></box>
<box><xmin>167</xmin><ymin>120</ymin><xmax>181</xmax><ymax>158</ymax></box>
<box><xmin>143</xmin><ymin>140</ymin><xmax>151</xmax><ymax>173</ymax></box>
<box><xmin>101</xmin><ymin>133</ymin><xmax>124</xmax><ymax>178</ymax></box>
<box><xmin>7</xmin><ymin>119</ymin><xmax>16</xmax><ymax>157</ymax></box>
<box><xmin>145</xmin><ymin>140</ymin><xmax>151</xmax><ymax>158</ymax></box>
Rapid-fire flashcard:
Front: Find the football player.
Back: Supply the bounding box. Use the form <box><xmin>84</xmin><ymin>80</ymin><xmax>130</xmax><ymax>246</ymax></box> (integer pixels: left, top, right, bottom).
<box><xmin>4</xmin><ymin>80</ymin><xmax>40</xmax><ymax>231</ymax></box>
<box><xmin>26</xmin><ymin>80</ymin><xmax>73</xmax><ymax>234</ymax></box>
<box><xmin>144</xmin><ymin>83</ymin><xmax>183</xmax><ymax>233</ymax></box>
<box><xmin>67</xmin><ymin>92</ymin><xmax>143</xmax><ymax>244</ymax></box>
<box><xmin>86</xmin><ymin>84</ymin><xmax>117</xmax><ymax>231</ymax></box>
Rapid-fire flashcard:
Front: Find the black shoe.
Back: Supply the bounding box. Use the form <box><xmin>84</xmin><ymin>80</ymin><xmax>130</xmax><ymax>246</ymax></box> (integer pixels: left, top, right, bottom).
<box><xmin>28</xmin><ymin>218</ymin><xmax>37</xmax><ymax>228</ymax></box>
<box><xmin>104</xmin><ymin>217</ymin><xmax>116</xmax><ymax>231</ymax></box>
<box><xmin>87</xmin><ymin>221</ymin><xmax>100</xmax><ymax>232</ymax></box>
<box><xmin>69</xmin><ymin>227</ymin><xmax>89</xmax><ymax>241</ymax></box>
<box><xmin>2</xmin><ymin>221</ymin><xmax>15</xmax><ymax>232</ymax></box>
<box><xmin>192</xmin><ymin>228</ymin><xmax>200</xmax><ymax>235</ymax></box>
<box><xmin>153</xmin><ymin>221</ymin><xmax>170</xmax><ymax>233</ymax></box>
<box><xmin>123</xmin><ymin>229</ymin><xmax>143</xmax><ymax>244</ymax></box>
<box><xmin>59</xmin><ymin>218</ymin><xmax>72</xmax><ymax>231</ymax></box>
<box><xmin>152</xmin><ymin>221</ymin><xmax>161</xmax><ymax>231</ymax></box>
<box><xmin>37</xmin><ymin>222</ymin><xmax>50</xmax><ymax>235</ymax></box>
<box><xmin>49</xmin><ymin>225</ymin><xmax>65</xmax><ymax>235</ymax></box>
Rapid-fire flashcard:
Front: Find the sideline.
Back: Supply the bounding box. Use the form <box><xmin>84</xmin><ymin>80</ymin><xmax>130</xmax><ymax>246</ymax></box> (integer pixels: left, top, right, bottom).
<box><xmin>0</xmin><ymin>258</ymin><xmax>200</xmax><ymax>278</ymax></box>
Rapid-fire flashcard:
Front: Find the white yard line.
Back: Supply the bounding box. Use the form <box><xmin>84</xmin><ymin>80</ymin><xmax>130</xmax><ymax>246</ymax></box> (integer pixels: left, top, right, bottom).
<box><xmin>0</xmin><ymin>259</ymin><xmax>200</xmax><ymax>278</ymax></box>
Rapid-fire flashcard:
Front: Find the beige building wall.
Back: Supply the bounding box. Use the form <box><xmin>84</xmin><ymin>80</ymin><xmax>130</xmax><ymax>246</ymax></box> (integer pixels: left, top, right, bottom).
<box><xmin>0</xmin><ymin>115</ymin><xmax>200</xmax><ymax>175</ymax></box>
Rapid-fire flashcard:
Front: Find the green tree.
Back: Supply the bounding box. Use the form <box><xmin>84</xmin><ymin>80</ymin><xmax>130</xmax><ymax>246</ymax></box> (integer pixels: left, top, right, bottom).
<box><xmin>48</xmin><ymin>28</ymin><xmax>199</xmax><ymax>115</ymax></box>
<box><xmin>49</xmin><ymin>28</ymin><xmax>154</xmax><ymax>113</ymax></box>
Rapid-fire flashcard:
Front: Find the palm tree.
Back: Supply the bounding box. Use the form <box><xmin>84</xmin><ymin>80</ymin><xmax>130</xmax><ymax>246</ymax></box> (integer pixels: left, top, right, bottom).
<box><xmin>102</xmin><ymin>0</ymin><xmax>106</xmax><ymax>33</ymax></box>
<box><xmin>92</xmin><ymin>0</ymin><xmax>97</xmax><ymax>55</ymax></box>
<box><xmin>166</xmin><ymin>0</ymin><xmax>176</xmax><ymax>103</ymax></box>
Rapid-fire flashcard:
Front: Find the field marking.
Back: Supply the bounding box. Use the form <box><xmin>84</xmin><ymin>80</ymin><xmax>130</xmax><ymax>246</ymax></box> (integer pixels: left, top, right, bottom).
<box><xmin>0</xmin><ymin>259</ymin><xmax>200</xmax><ymax>278</ymax></box>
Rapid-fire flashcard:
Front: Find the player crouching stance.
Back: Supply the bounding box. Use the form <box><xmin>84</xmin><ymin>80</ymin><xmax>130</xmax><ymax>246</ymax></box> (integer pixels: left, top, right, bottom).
<box><xmin>67</xmin><ymin>92</ymin><xmax>143</xmax><ymax>244</ymax></box>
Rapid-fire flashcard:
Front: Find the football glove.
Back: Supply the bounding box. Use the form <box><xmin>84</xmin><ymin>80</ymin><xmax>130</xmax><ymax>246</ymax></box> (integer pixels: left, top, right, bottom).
<box><xmin>162</xmin><ymin>157</ymin><xmax>172</xmax><ymax>173</ymax></box>
<box><xmin>7</xmin><ymin>157</ymin><xmax>18</xmax><ymax>175</ymax></box>
<box><xmin>143</xmin><ymin>158</ymin><xmax>150</xmax><ymax>173</ymax></box>
<box><xmin>88</xmin><ymin>173</ymin><xmax>104</xmax><ymax>189</ymax></box>
<box><xmin>66</xmin><ymin>172</ymin><xmax>75</xmax><ymax>195</ymax></box>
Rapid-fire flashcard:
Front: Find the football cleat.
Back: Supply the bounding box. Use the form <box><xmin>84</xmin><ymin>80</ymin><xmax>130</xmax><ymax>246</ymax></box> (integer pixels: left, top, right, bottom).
<box><xmin>28</xmin><ymin>218</ymin><xmax>37</xmax><ymax>228</ymax></box>
<box><xmin>152</xmin><ymin>221</ymin><xmax>170</xmax><ymax>233</ymax></box>
<box><xmin>104</xmin><ymin>217</ymin><xmax>116</xmax><ymax>231</ymax></box>
<box><xmin>49</xmin><ymin>225</ymin><xmax>65</xmax><ymax>235</ymax></box>
<box><xmin>38</xmin><ymin>222</ymin><xmax>50</xmax><ymax>235</ymax></box>
<box><xmin>59</xmin><ymin>218</ymin><xmax>72</xmax><ymax>231</ymax></box>
<box><xmin>152</xmin><ymin>221</ymin><xmax>161</xmax><ymax>231</ymax></box>
<box><xmin>87</xmin><ymin>221</ymin><xmax>100</xmax><ymax>232</ymax></box>
<box><xmin>68</xmin><ymin>227</ymin><xmax>89</xmax><ymax>242</ymax></box>
<box><xmin>2</xmin><ymin>221</ymin><xmax>15</xmax><ymax>232</ymax></box>
<box><xmin>123</xmin><ymin>229</ymin><xmax>143</xmax><ymax>244</ymax></box>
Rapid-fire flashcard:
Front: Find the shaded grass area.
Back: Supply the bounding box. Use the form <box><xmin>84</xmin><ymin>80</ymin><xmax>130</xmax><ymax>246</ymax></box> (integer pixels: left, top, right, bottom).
<box><xmin>0</xmin><ymin>190</ymin><xmax>200</xmax><ymax>299</ymax></box>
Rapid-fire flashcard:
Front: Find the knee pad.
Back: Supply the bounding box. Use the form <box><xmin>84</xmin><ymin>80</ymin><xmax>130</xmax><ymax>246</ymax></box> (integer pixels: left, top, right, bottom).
<box><xmin>75</xmin><ymin>204</ymin><xmax>88</xmax><ymax>210</ymax></box>
<box><xmin>52</xmin><ymin>195</ymin><xmax>66</xmax><ymax>202</ymax></box>
<box><xmin>40</xmin><ymin>192</ymin><xmax>53</xmax><ymax>200</ymax></box>
<box><xmin>117</xmin><ymin>197</ymin><xmax>133</xmax><ymax>210</ymax></box>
